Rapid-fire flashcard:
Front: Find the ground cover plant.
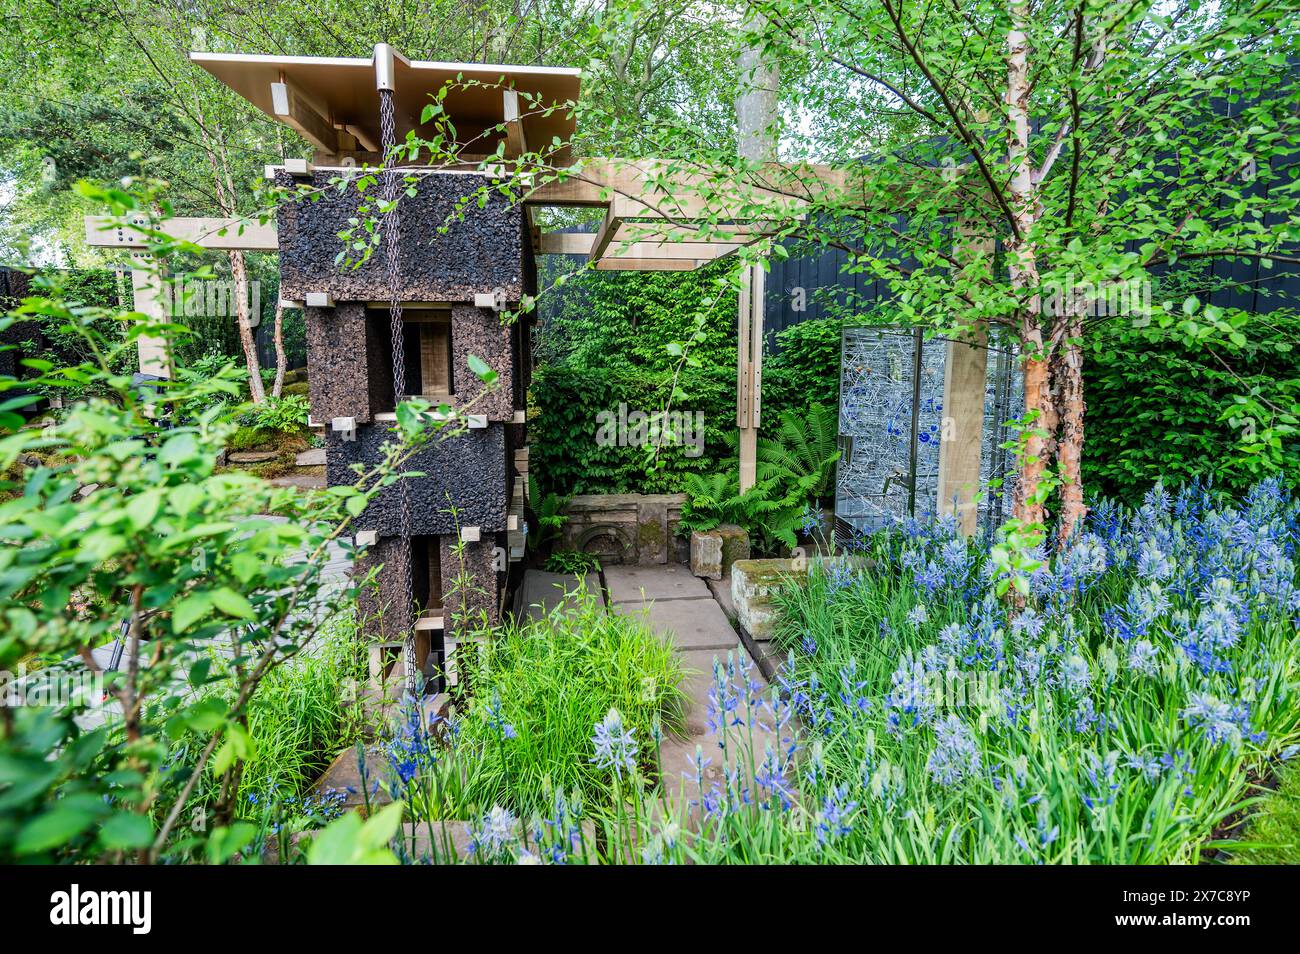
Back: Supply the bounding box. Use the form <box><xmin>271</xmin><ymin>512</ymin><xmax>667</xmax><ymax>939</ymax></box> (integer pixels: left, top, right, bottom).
<box><xmin>1229</xmin><ymin>760</ymin><xmax>1300</xmax><ymax>865</ymax></box>
<box><xmin>748</xmin><ymin>479</ymin><xmax>1300</xmax><ymax>862</ymax></box>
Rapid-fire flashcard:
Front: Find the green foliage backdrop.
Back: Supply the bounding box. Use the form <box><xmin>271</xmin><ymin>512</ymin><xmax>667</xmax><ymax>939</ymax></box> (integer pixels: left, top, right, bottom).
<box><xmin>531</xmin><ymin>257</ymin><xmax>738</xmax><ymax>495</ymax></box>
<box><xmin>1084</xmin><ymin>309</ymin><xmax>1300</xmax><ymax>502</ymax></box>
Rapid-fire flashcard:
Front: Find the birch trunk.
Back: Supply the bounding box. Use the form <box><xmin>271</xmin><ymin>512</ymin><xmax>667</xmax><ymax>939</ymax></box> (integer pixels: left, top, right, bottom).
<box><xmin>229</xmin><ymin>249</ymin><xmax>265</xmax><ymax>404</ymax></box>
<box><xmin>195</xmin><ymin>97</ymin><xmax>265</xmax><ymax>402</ymax></box>
<box><xmin>1005</xmin><ymin>1</ymin><xmax>1052</xmax><ymax>529</ymax></box>
<box><xmin>270</xmin><ymin>299</ymin><xmax>287</xmax><ymax>399</ymax></box>
<box><xmin>1054</xmin><ymin>312</ymin><xmax>1087</xmax><ymax>545</ymax></box>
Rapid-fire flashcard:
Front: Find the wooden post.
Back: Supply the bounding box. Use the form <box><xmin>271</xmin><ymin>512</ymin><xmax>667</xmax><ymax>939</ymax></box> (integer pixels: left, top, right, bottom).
<box><xmin>936</xmin><ymin>224</ymin><xmax>994</xmax><ymax>536</ymax></box>
<box><xmin>84</xmin><ymin>214</ymin><xmax>279</xmax><ymax>379</ymax></box>
<box><xmin>736</xmin><ymin>14</ymin><xmax>778</xmax><ymax>493</ymax></box>
<box><xmin>936</xmin><ymin>326</ymin><xmax>987</xmax><ymax>535</ymax></box>
<box><xmin>129</xmin><ymin>255</ymin><xmax>173</xmax><ymax>379</ymax></box>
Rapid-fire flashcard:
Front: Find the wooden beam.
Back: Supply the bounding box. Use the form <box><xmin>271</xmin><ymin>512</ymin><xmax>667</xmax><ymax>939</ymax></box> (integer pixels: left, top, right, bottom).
<box><xmin>586</xmin><ymin>209</ymin><xmax>618</xmax><ymax>264</ymax></box>
<box><xmin>614</xmin><ymin>220</ymin><xmax>771</xmax><ymax>243</ymax></box>
<box><xmin>85</xmin><ymin>216</ymin><xmax>278</xmax><ymax>251</ymax></box>
<box><xmin>271</xmin><ymin>79</ymin><xmax>339</xmax><ymax>152</ymax></box>
<box><xmin>524</xmin><ymin>158</ymin><xmax>940</xmax><ymax>215</ymax></box>
<box><xmin>592</xmin><ymin>258</ymin><xmax>701</xmax><ymax>271</ymax></box>
<box><xmin>502</xmin><ymin>89</ymin><xmax>528</xmax><ymax>159</ymax></box>
<box><xmin>539</xmin><ymin>231</ymin><xmax>741</xmax><ymax>260</ymax></box>
<box><xmin>341</xmin><ymin>123</ymin><xmax>378</xmax><ymax>152</ymax></box>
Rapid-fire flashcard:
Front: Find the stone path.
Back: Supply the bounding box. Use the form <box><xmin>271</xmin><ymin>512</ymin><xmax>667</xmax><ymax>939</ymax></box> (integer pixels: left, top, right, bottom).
<box><xmin>603</xmin><ymin>564</ymin><xmax>775</xmax><ymax>816</ymax></box>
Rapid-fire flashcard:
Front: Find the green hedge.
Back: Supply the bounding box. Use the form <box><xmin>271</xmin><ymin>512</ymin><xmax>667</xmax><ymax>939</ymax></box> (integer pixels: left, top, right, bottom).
<box><xmin>531</xmin><ymin>260</ymin><xmax>856</xmax><ymax>496</ymax></box>
<box><xmin>531</xmin><ymin>259</ymin><xmax>739</xmax><ymax>495</ymax></box>
<box><xmin>763</xmin><ymin>316</ymin><xmax>844</xmax><ymax>413</ymax></box>
<box><xmin>1083</xmin><ymin>309</ymin><xmax>1300</xmax><ymax>501</ymax></box>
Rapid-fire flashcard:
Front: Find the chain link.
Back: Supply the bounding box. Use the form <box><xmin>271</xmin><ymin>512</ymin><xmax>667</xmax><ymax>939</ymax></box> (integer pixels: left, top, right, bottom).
<box><xmin>379</xmin><ymin>88</ymin><xmax>419</xmax><ymax>698</ymax></box>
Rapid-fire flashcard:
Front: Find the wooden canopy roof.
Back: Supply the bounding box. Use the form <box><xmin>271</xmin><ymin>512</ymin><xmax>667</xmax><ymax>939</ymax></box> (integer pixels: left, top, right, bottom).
<box><xmin>191</xmin><ymin>50</ymin><xmax>580</xmax><ymax>164</ymax></box>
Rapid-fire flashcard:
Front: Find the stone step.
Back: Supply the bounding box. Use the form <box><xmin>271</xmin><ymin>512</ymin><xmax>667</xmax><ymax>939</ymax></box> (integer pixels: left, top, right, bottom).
<box><xmin>295</xmin><ymin>447</ymin><xmax>326</xmax><ymax>466</ymax></box>
<box><xmin>228</xmin><ymin>449</ymin><xmax>278</xmax><ymax>464</ymax></box>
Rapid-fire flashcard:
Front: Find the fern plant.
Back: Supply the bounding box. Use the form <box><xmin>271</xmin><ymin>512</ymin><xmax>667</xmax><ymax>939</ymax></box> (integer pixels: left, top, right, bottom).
<box><xmin>678</xmin><ymin>469</ymin><xmax>816</xmax><ymax>554</ymax></box>
<box><xmin>760</xmin><ymin>403</ymin><xmax>840</xmax><ymax>500</ymax></box>
<box><xmin>685</xmin><ymin>403</ymin><xmax>841</xmax><ymax>555</ymax></box>
<box><xmin>527</xmin><ymin>474</ymin><xmax>571</xmax><ymax>553</ymax></box>
<box><xmin>722</xmin><ymin>403</ymin><xmax>841</xmax><ymax>502</ymax></box>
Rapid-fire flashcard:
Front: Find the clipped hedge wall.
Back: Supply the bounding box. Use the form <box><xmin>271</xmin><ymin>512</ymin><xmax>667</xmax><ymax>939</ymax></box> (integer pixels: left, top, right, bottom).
<box><xmin>531</xmin><ymin>257</ymin><xmax>739</xmax><ymax>495</ymax></box>
<box><xmin>1083</xmin><ymin>310</ymin><xmax>1300</xmax><ymax>502</ymax></box>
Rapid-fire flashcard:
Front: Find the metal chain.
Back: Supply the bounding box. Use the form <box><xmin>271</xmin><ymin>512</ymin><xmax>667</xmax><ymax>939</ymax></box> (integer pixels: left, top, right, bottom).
<box><xmin>379</xmin><ymin>88</ymin><xmax>419</xmax><ymax>697</ymax></box>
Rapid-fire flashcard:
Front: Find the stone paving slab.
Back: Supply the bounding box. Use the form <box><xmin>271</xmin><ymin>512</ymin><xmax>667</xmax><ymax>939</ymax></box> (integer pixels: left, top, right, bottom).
<box><xmin>515</xmin><ymin>570</ymin><xmax>602</xmax><ymax>621</ymax></box>
<box><xmin>613</xmin><ymin>597</ymin><xmax>740</xmax><ymax>651</ymax></box>
<box><xmin>706</xmin><ymin>576</ymin><xmax>737</xmax><ymax>620</ymax></box>
<box><xmin>659</xmin><ymin>646</ymin><xmax>777</xmax><ymax>818</ymax></box>
<box><xmin>604</xmin><ymin>563</ymin><xmax>710</xmax><ymax>603</ymax></box>
<box><xmin>296</xmin><ymin>447</ymin><xmax>327</xmax><ymax>466</ymax></box>
<box><xmin>311</xmin><ymin>745</ymin><xmax>391</xmax><ymax>810</ymax></box>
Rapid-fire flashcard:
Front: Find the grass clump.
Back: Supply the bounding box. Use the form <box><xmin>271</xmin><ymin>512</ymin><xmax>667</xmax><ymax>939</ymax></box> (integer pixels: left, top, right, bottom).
<box><xmin>1228</xmin><ymin>763</ymin><xmax>1300</xmax><ymax>864</ymax></box>
<box><xmin>450</xmin><ymin>587</ymin><xmax>684</xmax><ymax>815</ymax></box>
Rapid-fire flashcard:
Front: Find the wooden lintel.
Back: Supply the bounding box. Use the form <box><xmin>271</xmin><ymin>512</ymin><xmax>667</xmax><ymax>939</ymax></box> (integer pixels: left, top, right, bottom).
<box><xmin>271</xmin><ymin>80</ymin><xmax>339</xmax><ymax>152</ymax></box>
<box><xmin>540</xmin><ymin>231</ymin><xmax>741</xmax><ymax>260</ymax></box>
<box><xmin>592</xmin><ymin>258</ymin><xmax>701</xmax><ymax>271</ymax></box>
<box><xmin>84</xmin><ymin>216</ymin><xmax>278</xmax><ymax>251</ymax></box>
<box><xmin>524</xmin><ymin>158</ymin><xmax>946</xmax><ymax>215</ymax></box>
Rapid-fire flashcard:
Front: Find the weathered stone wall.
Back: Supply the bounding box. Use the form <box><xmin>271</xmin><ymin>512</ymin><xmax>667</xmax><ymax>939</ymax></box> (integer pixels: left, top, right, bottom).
<box><xmin>559</xmin><ymin>493</ymin><xmax>687</xmax><ymax>565</ymax></box>
<box><xmin>327</xmin><ymin>422</ymin><xmax>509</xmax><ymax>536</ymax></box>
<box><xmin>276</xmin><ymin>171</ymin><xmax>524</xmax><ymax>303</ymax></box>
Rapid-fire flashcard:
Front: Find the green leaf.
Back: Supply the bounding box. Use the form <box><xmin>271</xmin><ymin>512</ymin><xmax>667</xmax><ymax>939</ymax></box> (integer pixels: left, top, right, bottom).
<box><xmin>125</xmin><ymin>489</ymin><xmax>161</xmax><ymax>530</ymax></box>
<box><xmin>466</xmin><ymin>353</ymin><xmax>498</xmax><ymax>386</ymax></box>
<box><xmin>99</xmin><ymin>812</ymin><xmax>155</xmax><ymax>850</ymax></box>
<box><xmin>211</xmin><ymin>587</ymin><xmax>255</xmax><ymax>620</ymax></box>
<box><xmin>308</xmin><ymin>801</ymin><xmax>403</xmax><ymax>865</ymax></box>
<box><xmin>206</xmin><ymin>822</ymin><xmax>257</xmax><ymax>864</ymax></box>
<box><xmin>172</xmin><ymin>591</ymin><xmax>213</xmax><ymax>633</ymax></box>
<box><xmin>16</xmin><ymin>806</ymin><xmax>98</xmax><ymax>854</ymax></box>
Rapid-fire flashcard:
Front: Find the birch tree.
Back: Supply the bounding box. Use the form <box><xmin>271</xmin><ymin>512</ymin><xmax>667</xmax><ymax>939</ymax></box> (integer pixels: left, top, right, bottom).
<box><xmin>451</xmin><ymin>0</ymin><xmax>1299</xmax><ymax>550</ymax></box>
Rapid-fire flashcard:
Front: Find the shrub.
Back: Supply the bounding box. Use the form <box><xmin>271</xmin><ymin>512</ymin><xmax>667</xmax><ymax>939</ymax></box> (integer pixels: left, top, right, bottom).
<box><xmin>543</xmin><ymin>550</ymin><xmax>601</xmax><ymax>574</ymax></box>
<box><xmin>1084</xmin><ymin>308</ymin><xmax>1300</xmax><ymax>501</ymax></box>
<box><xmin>763</xmin><ymin>316</ymin><xmax>844</xmax><ymax>416</ymax></box>
<box><xmin>248</xmin><ymin>393</ymin><xmax>310</xmax><ymax>434</ymax></box>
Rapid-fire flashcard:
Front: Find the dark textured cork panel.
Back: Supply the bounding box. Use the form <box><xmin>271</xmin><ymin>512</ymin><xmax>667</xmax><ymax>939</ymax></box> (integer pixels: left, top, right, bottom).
<box><xmin>276</xmin><ymin>170</ymin><xmax>523</xmax><ymax>304</ymax></box>
<box><xmin>326</xmin><ymin>421</ymin><xmax>509</xmax><ymax>535</ymax></box>
<box><xmin>451</xmin><ymin>304</ymin><xmax>513</xmax><ymax>421</ymax></box>
<box><xmin>353</xmin><ymin>534</ymin><xmax>413</xmax><ymax>641</ymax></box>
<box><xmin>439</xmin><ymin>536</ymin><xmax>500</xmax><ymax>638</ymax></box>
<box><xmin>305</xmin><ymin>303</ymin><xmax>375</xmax><ymax>423</ymax></box>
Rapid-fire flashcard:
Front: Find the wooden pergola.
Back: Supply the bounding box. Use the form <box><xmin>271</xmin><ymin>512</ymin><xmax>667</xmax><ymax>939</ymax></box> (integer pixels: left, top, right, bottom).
<box><xmin>85</xmin><ymin>44</ymin><xmax>991</xmax><ymax>535</ymax></box>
